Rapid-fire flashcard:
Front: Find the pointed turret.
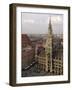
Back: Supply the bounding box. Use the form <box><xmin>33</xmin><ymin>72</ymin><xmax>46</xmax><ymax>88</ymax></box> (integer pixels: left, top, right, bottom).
<box><xmin>48</xmin><ymin>17</ymin><xmax>52</xmax><ymax>35</ymax></box>
<box><xmin>45</xmin><ymin>17</ymin><xmax>53</xmax><ymax>72</ymax></box>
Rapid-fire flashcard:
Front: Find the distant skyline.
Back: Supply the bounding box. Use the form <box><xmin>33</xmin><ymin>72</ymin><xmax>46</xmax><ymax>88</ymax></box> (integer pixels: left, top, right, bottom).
<box><xmin>21</xmin><ymin>13</ymin><xmax>63</xmax><ymax>34</ymax></box>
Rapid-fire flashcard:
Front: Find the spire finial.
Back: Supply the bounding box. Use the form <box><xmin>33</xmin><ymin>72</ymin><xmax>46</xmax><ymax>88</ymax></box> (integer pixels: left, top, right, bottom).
<box><xmin>49</xmin><ymin>16</ymin><xmax>51</xmax><ymax>23</ymax></box>
<box><xmin>48</xmin><ymin>16</ymin><xmax>52</xmax><ymax>34</ymax></box>
<box><xmin>49</xmin><ymin>16</ymin><xmax>51</xmax><ymax>26</ymax></box>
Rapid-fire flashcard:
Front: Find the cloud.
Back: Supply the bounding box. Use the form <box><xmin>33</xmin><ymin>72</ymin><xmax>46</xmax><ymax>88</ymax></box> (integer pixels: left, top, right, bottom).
<box><xmin>22</xmin><ymin>13</ymin><xmax>63</xmax><ymax>34</ymax></box>
<box><xmin>46</xmin><ymin>15</ymin><xmax>63</xmax><ymax>26</ymax></box>
<box><xmin>51</xmin><ymin>16</ymin><xmax>62</xmax><ymax>24</ymax></box>
<box><xmin>23</xmin><ymin>19</ymin><xmax>35</xmax><ymax>23</ymax></box>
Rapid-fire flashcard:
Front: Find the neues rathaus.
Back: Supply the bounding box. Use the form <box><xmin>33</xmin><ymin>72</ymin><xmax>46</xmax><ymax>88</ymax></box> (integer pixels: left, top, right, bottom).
<box><xmin>36</xmin><ymin>18</ymin><xmax>63</xmax><ymax>75</ymax></box>
<box><xmin>22</xmin><ymin>18</ymin><xmax>63</xmax><ymax>76</ymax></box>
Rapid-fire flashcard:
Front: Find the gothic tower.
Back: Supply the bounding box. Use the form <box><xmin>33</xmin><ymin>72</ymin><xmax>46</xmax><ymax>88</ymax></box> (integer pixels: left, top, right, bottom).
<box><xmin>45</xmin><ymin>17</ymin><xmax>53</xmax><ymax>72</ymax></box>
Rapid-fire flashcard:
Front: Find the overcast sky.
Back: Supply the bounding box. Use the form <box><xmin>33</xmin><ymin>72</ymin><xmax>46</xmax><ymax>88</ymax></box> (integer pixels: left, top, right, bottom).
<box><xmin>21</xmin><ymin>12</ymin><xmax>63</xmax><ymax>34</ymax></box>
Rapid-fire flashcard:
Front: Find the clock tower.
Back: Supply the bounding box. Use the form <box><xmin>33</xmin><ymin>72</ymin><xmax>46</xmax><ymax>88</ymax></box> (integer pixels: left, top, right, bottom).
<box><xmin>45</xmin><ymin>17</ymin><xmax>53</xmax><ymax>72</ymax></box>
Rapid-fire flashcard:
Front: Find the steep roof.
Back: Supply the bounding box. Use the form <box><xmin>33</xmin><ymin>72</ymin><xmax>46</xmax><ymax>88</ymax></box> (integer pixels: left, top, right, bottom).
<box><xmin>22</xmin><ymin>34</ymin><xmax>32</xmax><ymax>48</ymax></box>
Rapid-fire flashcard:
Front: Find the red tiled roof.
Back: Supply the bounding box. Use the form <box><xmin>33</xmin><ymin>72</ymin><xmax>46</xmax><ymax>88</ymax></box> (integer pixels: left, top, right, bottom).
<box><xmin>22</xmin><ymin>34</ymin><xmax>32</xmax><ymax>47</ymax></box>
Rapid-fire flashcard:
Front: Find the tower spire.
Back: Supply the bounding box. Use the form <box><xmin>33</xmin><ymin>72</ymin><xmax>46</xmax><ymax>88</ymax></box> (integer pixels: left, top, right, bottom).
<box><xmin>48</xmin><ymin>16</ymin><xmax>52</xmax><ymax>34</ymax></box>
<box><xmin>45</xmin><ymin>16</ymin><xmax>53</xmax><ymax>72</ymax></box>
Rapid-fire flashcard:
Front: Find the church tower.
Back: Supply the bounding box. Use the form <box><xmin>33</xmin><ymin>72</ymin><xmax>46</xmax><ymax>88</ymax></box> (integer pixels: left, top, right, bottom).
<box><xmin>45</xmin><ymin>17</ymin><xmax>53</xmax><ymax>72</ymax></box>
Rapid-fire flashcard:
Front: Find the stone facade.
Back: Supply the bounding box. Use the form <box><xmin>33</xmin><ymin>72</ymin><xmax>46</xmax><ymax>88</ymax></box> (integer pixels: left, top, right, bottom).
<box><xmin>36</xmin><ymin>18</ymin><xmax>63</xmax><ymax>75</ymax></box>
